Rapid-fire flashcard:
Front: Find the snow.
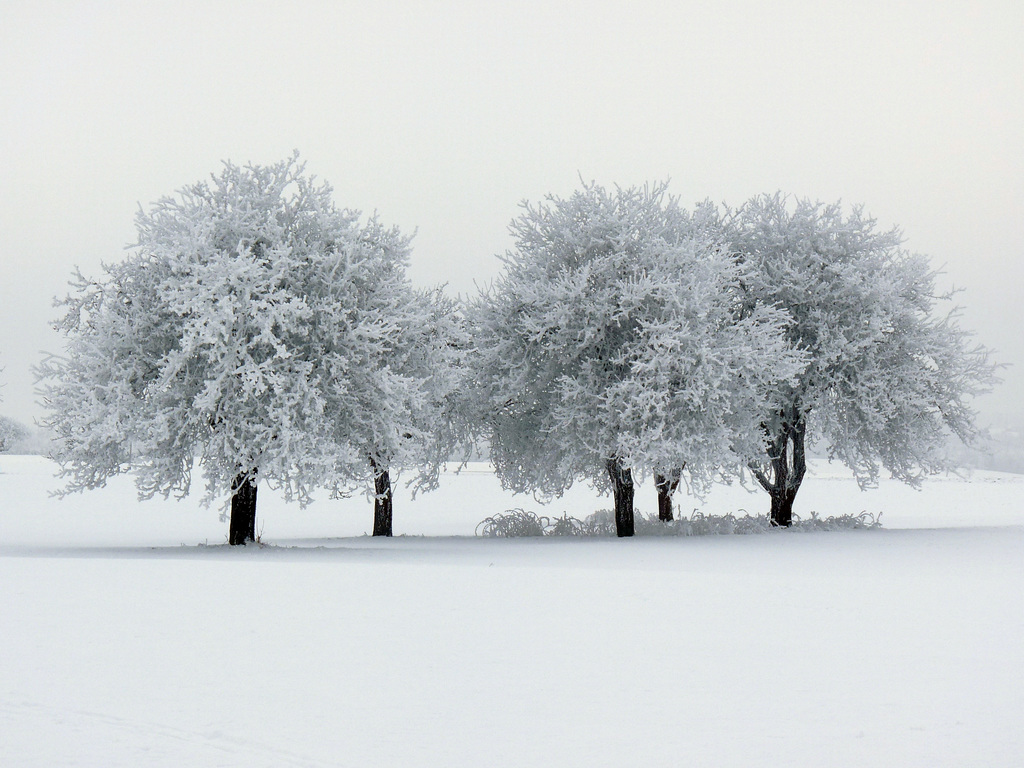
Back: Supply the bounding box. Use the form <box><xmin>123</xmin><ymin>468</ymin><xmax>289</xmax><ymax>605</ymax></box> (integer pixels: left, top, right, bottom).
<box><xmin>2</xmin><ymin>455</ymin><xmax>1022</xmax><ymax>766</ymax></box>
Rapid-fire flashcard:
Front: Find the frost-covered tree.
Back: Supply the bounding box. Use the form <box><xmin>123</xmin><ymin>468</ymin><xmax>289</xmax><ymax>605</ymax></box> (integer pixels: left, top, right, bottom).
<box><xmin>0</xmin><ymin>369</ymin><xmax>8</xmax><ymax>452</ymax></box>
<box><xmin>726</xmin><ymin>194</ymin><xmax>998</xmax><ymax>526</ymax></box>
<box><xmin>38</xmin><ymin>155</ymin><xmax>459</xmax><ymax>543</ymax></box>
<box><xmin>468</xmin><ymin>182</ymin><xmax>803</xmax><ymax>536</ymax></box>
<box><xmin>0</xmin><ymin>416</ymin><xmax>29</xmax><ymax>453</ymax></box>
<box><xmin>313</xmin><ymin>230</ymin><xmax>466</xmax><ymax>537</ymax></box>
<box><xmin>0</xmin><ymin>366</ymin><xmax>28</xmax><ymax>453</ymax></box>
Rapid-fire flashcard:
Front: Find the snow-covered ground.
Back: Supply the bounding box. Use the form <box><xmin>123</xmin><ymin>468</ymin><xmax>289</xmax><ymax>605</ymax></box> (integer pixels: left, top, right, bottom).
<box><xmin>1</xmin><ymin>455</ymin><xmax>1022</xmax><ymax>766</ymax></box>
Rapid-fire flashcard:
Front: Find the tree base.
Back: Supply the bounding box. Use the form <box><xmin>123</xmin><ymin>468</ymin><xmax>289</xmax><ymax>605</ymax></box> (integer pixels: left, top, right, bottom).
<box><xmin>372</xmin><ymin>468</ymin><xmax>393</xmax><ymax>537</ymax></box>
<box><xmin>607</xmin><ymin>458</ymin><xmax>635</xmax><ymax>537</ymax></box>
<box><xmin>229</xmin><ymin>474</ymin><xmax>258</xmax><ymax>545</ymax></box>
<box><xmin>655</xmin><ymin>470</ymin><xmax>682</xmax><ymax>522</ymax></box>
<box><xmin>769</xmin><ymin>493</ymin><xmax>794</xmax><ymax>527</ymax></box>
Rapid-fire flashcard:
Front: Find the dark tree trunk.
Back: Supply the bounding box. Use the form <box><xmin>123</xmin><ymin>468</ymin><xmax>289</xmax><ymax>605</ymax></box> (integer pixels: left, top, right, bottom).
<box><xmin>769</xmin><ymin>490</ymin><xmax>796</xmax><ymax>528</ymax></box>
<box><xmin>753</xmin><ymin>414</ymin><xmax>807</xmax><ymax>528</ymax></box>
<box><xmin>372</xmin><ymin>466</ymin><xmax>393</xmax><ymax>537</ymax></box>
<box><xmin>784</xmin><ymin>419</ymin><xmax>807</xmax><ymax>524</ymax></box>
<box><xmin>229</xmin><ymin>473</ymin><xmax>258</xmax><ymax>545</ymax></box>
<box><xmin>655</xmin><ymin>468</ymin><xmax>683</xmax><ymax>522</ymax></box>
<box><xmin>606</xmin><ymin>458</ymin><xmax>635</xmax><ymax>537</ymax></box>
<box><xmin>767</xmin><ymin>428</ymin><xmax>791</xmax><ymax>527</ymax></box>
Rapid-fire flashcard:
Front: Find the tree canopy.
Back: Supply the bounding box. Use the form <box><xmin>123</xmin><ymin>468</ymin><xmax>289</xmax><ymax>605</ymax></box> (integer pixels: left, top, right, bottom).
<box><xmin>36</xmin><ymin>160</ymin><xmax>999</xmax><ymax>540</ymax></box>
<box><xmin>39</xmin><ymin>155</ymin><xmax>460</xmax><ymax>542</ymax></box>
<box><xmin>726</xmin><ymin>194</ymin><xmax>998</xmax><ymax>524</ymax></box>
<box><xmin>466</xmin><ymin>182</ymin><xmax>803</xmax><ymax>535</ymax></box>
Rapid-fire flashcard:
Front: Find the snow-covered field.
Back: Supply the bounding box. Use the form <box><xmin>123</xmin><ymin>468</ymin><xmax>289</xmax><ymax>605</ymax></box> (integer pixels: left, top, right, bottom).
<box><xmin>1</xmin><ymin>455</ymin><xmax>1022</xmax><ymax>767</ymax></box>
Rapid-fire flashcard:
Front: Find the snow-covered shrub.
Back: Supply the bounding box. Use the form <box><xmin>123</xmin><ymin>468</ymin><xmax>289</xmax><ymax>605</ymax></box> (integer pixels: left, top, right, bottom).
<box><xmin>577</xmin><ymin>510</ymin><xmax>616</xmax><ymax>536</ymax></box>
<box><xmin>475</xmin><ymin>509</ymin><xmax>549</xmax><ymax>537</ymax></box>
<box><xmin>475</xmin><ymin>509</ymin><xmax>612</xmax><ymax>537</ymax></box>
<box><xmin>475</xmin><ymin>508</ymin><xmax>882</xmax><ymax>537</ymax></box>
<box><xmin>466</xmin><ymin>182</ymin><xmax>804</xmax><ymax>537</ymax></box>
<box><xmin>634</xmin><ymin>510</ymin><xmax>766</xmax><ymax>536</ymax></box>
<box><xmin>545</xmin><ymin>513</ymin><xmax>587</xmax><ymax>536</ymax></box>
<box><xmin>790</xmin><ymin>511</ymin><xmax>882</xmax><ymax>531</ymax></box>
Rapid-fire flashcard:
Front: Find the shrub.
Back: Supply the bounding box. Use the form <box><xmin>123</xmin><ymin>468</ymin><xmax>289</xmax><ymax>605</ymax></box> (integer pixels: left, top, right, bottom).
<box><xmin>475</xmin><ymin>508</ymin><xmax>882</xmax><ymax>537</ymax></box>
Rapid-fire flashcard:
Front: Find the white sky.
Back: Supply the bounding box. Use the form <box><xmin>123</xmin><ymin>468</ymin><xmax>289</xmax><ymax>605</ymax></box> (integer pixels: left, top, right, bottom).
<box><xmin>2</xmin><ymin>0</ymin><xmax>1022</xmax><ymax>425</ymax></box>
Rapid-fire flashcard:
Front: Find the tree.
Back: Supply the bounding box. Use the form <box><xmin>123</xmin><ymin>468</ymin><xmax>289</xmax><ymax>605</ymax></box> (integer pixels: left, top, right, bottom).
<box><xmin>313</xmin><ymin>235</ymin><xmax>466</xmax><ymax>537</ymax></box>
<box><xmin>0</xmin><ymin>416</ymin><xmax>29</xmax><ymax>454</ymax></box>
<box><xmin>38</xmin><ymin>154</ymin><xmax>458</xmax><ymax>543</ymax></box>
<box><xmin>467</xmin><ymin>182</ymin><xmax>803</xmax><ymax>536</ymax></box>
<box><xmin>0</xmin><ymin>369</ymin><xmax>8</xmax><ymax>452</ymax></box>
<box><xmin>726</xmin><ymin>194</ymin><xmax>998</xmax><ymax>526</ymax></box>
<box><xmin>1</xmin><ymin>366</ymin><xmax>40</xmax><ymax>455</ymax></box>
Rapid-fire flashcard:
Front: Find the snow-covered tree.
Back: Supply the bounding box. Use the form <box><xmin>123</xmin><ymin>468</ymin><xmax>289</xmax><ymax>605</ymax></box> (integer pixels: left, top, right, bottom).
<box><xmin>38</xmin><ymin>155</ymin><xmax>460</xmax><ymax>543</ymax></box>
<box><xmin>0</xmin><ymin>416</ymin><xmax>29</xmax><ymax>454</ymax></box>
<box><xmin>726</xmin><ymin>194</ymin><xmax>998</xmax><ymax>526</ymax></box>
<box><xmin>312</xmin><ymin>223</ymin><xmax>466</xmax><ymax>537</ymax></box>
<box><xmin>467</xmin><ymin>182</ymin><xmax>803</xmax><ymax>536</ymax></box>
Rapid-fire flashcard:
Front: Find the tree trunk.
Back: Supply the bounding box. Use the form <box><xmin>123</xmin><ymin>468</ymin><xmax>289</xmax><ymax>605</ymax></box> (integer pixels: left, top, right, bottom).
<box><xmin>777</xmin><ymin>418</ymin><xmax>806</xmax><ymax>527</ymax></box>
<box><xmin>606</xmin><ymin>458</ymin><xmax>635</xmax><ymax>537</ymax></box>
<box><xmin>229</xmin><ymin>473</ymin><xmax>258</xmax><ymax>545</ymax></box>
<box><xmin>372</xmin><ymin>466</ymin><xmax>393</xmax><ymax>537</ymax></box>
<box><xmin>655</xmin><ymin>468</ymin><xmax>682</xmax><ymax>522</ymax></box>
<box><xmin>758</xmin><ymin>416</ymin><xmax>807</xmax><ymax>528</ymax></box>
<box><xmin>769</xmin><ymin>489</ymin><xmax>795</xmax><ymax>528</ymax></box>
<box><xmin>767</xmin><ymin>428</ymin><xmax>790</xmax><ymax>527</ymax></box>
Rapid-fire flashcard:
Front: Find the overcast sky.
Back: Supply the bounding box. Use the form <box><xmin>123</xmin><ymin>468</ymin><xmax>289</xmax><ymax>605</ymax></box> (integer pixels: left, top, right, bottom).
<box><xmin>2</xmin><ymin>0</ymin><xmax>1021</xmax><ymax>426</ymax></box>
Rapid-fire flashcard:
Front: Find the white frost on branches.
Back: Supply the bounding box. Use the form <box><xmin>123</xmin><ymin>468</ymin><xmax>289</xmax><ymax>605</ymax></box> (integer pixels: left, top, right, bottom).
<box><xmin>466</xmin><ymin>182</ymin><xmax>805</xmax><ymax>499</ymax></box>
<box><xmin>38</xmin><ymin>155</ymin><xmax>460</xmax><ymax>508</ymax></box>
<box><xmin>34</xmin><ymin>163</ymin><xmax>998</xmax><ymax>531</ymax></box>
<box><xmin>0</xmin><ymin>416</ymin><xmax>29</xmax><ymax>454</ymax></box>
<box><xmin>726</xmin><ymin>193</ymin><xmax>998</xmax><ymax>493</ymax></box>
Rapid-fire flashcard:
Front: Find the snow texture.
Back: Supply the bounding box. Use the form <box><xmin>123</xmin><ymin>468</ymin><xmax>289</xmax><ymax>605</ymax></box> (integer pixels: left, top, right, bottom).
<box><xmin>1</xmin><ymin>455</ymin><xmax>1022</xmax><ymax>767</ymax></box>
